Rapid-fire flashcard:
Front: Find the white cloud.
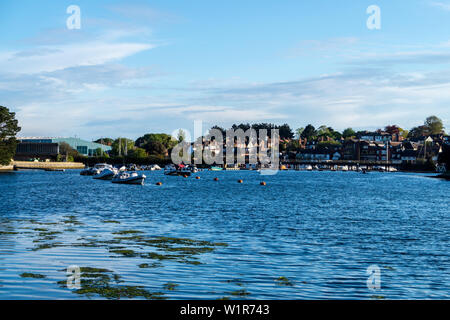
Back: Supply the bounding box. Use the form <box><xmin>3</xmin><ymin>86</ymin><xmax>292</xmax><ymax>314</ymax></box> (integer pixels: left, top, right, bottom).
<box><xmin>0</xmin><ymin>42</ymin><xmax>154</xmax><ymax>74</ymax></box>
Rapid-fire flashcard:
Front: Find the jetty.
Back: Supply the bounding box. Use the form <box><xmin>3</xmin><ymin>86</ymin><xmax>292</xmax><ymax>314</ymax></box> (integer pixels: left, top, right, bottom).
<box><xmin>0</xmin><ymin>164</ymin><xmax>14</xmax><ymax>172</ymax></box>
<box><xmin>12</xmin><ymin>161</ymin><xmax>85</xmax><ymax>171</ymax></box>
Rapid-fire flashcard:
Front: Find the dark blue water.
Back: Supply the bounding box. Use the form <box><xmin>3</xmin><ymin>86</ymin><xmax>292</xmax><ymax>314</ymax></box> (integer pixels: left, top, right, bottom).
<box><xmin>0</xmin><ymin>170</ymin><xmax>448</xmax><ymax>299</ymax></box>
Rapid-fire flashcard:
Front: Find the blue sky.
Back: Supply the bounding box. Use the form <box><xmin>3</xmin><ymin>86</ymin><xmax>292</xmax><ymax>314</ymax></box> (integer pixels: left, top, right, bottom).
<box><xmin>1</xmin><ymin>0</ymin><xmax>450</xmax><ymax>140</ymax></box>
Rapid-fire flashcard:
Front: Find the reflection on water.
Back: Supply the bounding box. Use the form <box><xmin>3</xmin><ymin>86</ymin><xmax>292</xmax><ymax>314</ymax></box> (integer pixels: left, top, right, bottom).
<box><xmin>0</xmin><ymin>170</ymin><xmax>448</xmax><ymax>299</ymax></box>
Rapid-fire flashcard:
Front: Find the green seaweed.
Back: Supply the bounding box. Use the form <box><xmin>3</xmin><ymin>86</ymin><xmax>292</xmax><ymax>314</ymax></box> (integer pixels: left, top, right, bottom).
<box><xmin>163</xmin><ymin>282</ymin><xmax>179</xmax><ymax>291</ymax></box>
<box><xmin>20</xmin><ymin>273</ymin><xmax>46</xmax><ymax>279</ymax></box>
<box><xmin>229</xmin><ymin>289</ymin><xmax>250</xmax><ymax>297</ymax></box>
<box><xmin>75</xmin><ymin>285</ymin><xmax>165</xmax><ymax>300</ymax></box>
<box><xmin>57</xmin><ymin>267</ymin><xmax>163</xmax><ymax>300</ymax></box>
<box><xmin>62</xmin><ymin>216</ymin><xmax>83</xmax><ymax>225</ymax></box>
<box><xmin>138</xmin><ymin>263</ymin><xmax>161</xmax><ymax>269</ymax></box>
<box><xmin>32</xmin><ymin>242</ymin><xmax>62</xmax><ymax>251</ymax></box>
<box><xmin>276</xmin><ymin>276</ymin><xmax>294</xmax><ymax>286</ymax></box>
<box><xmin>109</xmin><ymin>249</ymin><xmax>139</xmax><ymax>257</ymax></box>
<box><xmin>0</xmin><ymin>231</ymin><xmax>18</xmax><ymax>235</ymax></box>
<box><xmin>112</xmin><ymin>230</ymin><xmax>143</xmax><ymax>235</ymax></box>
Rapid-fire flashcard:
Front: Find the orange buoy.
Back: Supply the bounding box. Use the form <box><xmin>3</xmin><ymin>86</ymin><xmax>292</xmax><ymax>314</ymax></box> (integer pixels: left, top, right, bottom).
<box><xmin>183</xmin><ymin>175</ymin><xmax>188</xmax><ymax>178</ymax></box>
<box><xmin>238</xmin><ymin>179</ymin><xmax>243</xmax><ymax>183</ymax></box>
<box><xmin>260</xmin><ymin>181</ymin><xmax>266</xmax><ymax>186</ymax></box>
<box><xmin>195</xmin><ymin>176</ymin><xmax>200</xmax><ymax>179</ymax></box>
<box><xmin>214</xmin><ymin>177</ymin><xmax>219</xmax><ymax>181</ymax></box>
<box><xmin>156</xmin><ymin>182</ymin><xmax>162</xmax><ymax>186</ymax></box>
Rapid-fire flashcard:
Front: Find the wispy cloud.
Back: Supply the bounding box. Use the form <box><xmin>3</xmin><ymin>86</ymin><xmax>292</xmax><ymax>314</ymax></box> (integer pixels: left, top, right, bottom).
<box><xmin>0</xmin><ymin>42</ymin><xmax>154</xmax><ymax>74</ymax></box>
<box><xmin>430</xmin><ymin>1</ymin><xmax>450</xmax><ymax>11</ymax></box>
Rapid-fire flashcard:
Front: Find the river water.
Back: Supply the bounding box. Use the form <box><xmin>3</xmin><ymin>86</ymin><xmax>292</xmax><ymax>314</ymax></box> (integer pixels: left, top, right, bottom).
<box><xmin>0</xmin><ymin>170</ymin><xmax>448</xmax><ymax>299</ymax></box>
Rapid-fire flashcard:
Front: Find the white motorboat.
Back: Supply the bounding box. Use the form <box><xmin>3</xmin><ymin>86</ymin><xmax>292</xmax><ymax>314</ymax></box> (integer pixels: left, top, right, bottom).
<box><xmin>93</xmin><ymin>164</ymin><xmax>118</xmax><ymax>180</ymax></box>
<box><xmin>149</xmin><ymin>164</ymin><xmax>161</xmax><ymax>171</ymax></box>
<box><xmin>81</xmin><ymin>163</ymin><xmax>110</xmax><ymax>176</ymax></box>
<box><xmin>112</xmin><ymin>171</ymin><xmax>146</xmax><ymax>185</ymax></box>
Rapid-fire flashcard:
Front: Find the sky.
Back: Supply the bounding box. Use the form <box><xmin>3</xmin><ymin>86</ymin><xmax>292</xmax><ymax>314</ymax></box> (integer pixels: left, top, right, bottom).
<box><xmin>1</xmin><ymin>0</ymin><xmax>450</xmax><ymax>140</ymax></box>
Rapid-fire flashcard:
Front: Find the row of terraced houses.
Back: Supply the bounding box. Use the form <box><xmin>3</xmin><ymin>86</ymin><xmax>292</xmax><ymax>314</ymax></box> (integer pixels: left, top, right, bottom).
<box><xmin>290</xmin><ymin>131</ymin><xmax>449</xmax><ymax>164</ymax></box>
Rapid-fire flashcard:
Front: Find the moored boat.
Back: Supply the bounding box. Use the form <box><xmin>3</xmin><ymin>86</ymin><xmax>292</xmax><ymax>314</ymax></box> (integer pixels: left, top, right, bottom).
<box><xmin>164</xmin><ymin>164</ymin><xmax>192</xmax><ymax>176</ymax></box>
<box><xmin>112</xmin><ymin>171</ymin><xmax>146</xmax><ymax>185</ymax></box>
<box><xmin>93</xmin><ymin>164</ymin><xmax>118</xmax><ymax>180</ymax></box>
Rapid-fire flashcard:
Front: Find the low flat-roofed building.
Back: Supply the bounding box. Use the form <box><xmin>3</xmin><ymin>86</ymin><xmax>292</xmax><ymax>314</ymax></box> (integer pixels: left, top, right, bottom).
<box><xmin>15</xmin><ymin>142</ymin><xmax>59</xmax><ymax>160</ymax></box>
<box><xmin>17</xmin><ymin>137</ymin><xmax>112</xmax><ymax>157</ymax></box>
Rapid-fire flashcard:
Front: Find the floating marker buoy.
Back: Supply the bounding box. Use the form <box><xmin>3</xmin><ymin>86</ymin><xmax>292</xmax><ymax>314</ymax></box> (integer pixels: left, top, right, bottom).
<box><xmin>214</xmin><ymin>177</ymin><xmax>219</xmax><ymax>181</ymax></box>
<box><xmin>238</xmin><ymin>179</ymin><xmax>243</xmax><ymax>183</ymax></box>
<box><xmin>156</xmin><ymin>182</ymin><xmax>162</xmax><ymax>186</ymax></box>
<box><xmin>195</xmin><ymin>176</ymin><xmax>200</xmax><ymax>179</ymax></box>
<box><xmin>183</xmin><ymin>175</ymin><xmax>188</xmax><ymax>178</ymax></box>
<box><xmin>260</xmin><ymin>181</ymin><xmax>266</xmax><ymax>186</ymax></box>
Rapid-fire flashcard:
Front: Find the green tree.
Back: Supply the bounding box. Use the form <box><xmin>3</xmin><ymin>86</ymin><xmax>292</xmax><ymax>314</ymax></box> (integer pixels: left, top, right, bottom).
<box><xmin>58</xmin><ymin>142</ymin><xmax>79</xmax><ymax>162</ymax></box>
<box><xmin>317</xmin><ymin>125</ymin><xmax>332</xmax><ymax>139</ymax></box>
<box><xmin>0</xmin><ymin>106</ymin><xmax>21</xmax><ymax>165</ymax></box>
<box><xmin>301</xmin><ymin>124</ymin><xmax>316</xmax><ymax>140</ymax></box>
<box><xmin>408</xmin><ymin>125</ymin><xmax>429</xmax><ymax>139</ymax></box>
<box><xmin>295</xmin><ymin>127</ymin><xmax>304</xmax><ymax>139</ymax></box>
<box><xmin>177</xmin><ymin>129</ymin><xmax>187</xmax><ymax>142</ymax></box>
<box><xmin>129</xmin><ymin>147</ymin><xmax>148</xmax><ymax>159</ymax></box>
<box><xmin>112</xmin><ymin>138</ymin><xmax>135</xmax><ymax>156</ymax></box>
<box><xmin>286</xmin><ymin>139</ymin><xmax>301</xmax><ymax>152</ymax></box>
<box><xmin>278</xmin><ymin>123</ymin><xmax>294</xmax><ymax>140</ymax></box>
<box><xmin>424</xmin><ymin>115</ymin><xmax>444</xmax><ymax>135</ymax></box>
<box><xmin>342</xmin><ymin>128</ymin><xmax>356</xmax><ymax>139</ymax></box>
<box><xmin>135</xmin><ymin>133</ymin><xmax>177</xmax><ymax>152</ymax></box>
<box><xmin>146</xmin><ymin>141</ymin><xmax>167</xmax><ymax>156</ymax></box>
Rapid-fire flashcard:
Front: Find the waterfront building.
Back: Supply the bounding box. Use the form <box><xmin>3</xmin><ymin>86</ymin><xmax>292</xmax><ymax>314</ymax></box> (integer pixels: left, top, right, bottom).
<box><xmin>16</xmin><ymin>137</ymin><xmax>112</xmax><ymax>158</ymax></box>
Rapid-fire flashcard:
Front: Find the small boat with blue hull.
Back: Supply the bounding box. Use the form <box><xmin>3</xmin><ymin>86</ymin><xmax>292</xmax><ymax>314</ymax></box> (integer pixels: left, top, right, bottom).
<box><xmin>112</xmin><ymin>171</ymin><xmax>146</xmax><ymax>185</ymax></box>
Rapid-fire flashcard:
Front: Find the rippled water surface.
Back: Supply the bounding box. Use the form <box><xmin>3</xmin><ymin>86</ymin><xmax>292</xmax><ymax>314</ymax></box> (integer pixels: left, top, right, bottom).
<box><xmin>0</xmin><ymin>170</ymin><xmax>449</xmax><ymax>299</ymax></box>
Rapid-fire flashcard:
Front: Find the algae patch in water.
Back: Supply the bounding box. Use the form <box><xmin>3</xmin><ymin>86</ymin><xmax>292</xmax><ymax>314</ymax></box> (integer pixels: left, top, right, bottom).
<box><xmin>163</xmin><ymin>282</ymin><xmax>179</xmax><ymax>291</ymax></box>
<box><xmin>57</xmin><ymin>267</ymin><xmax>164</xmax><ymax>300</ymax></box>
<box><xmin>275</xmin><ymin>276</ymin><xmax>294</xmax><ymax>286</ymax></box>
<box><xmin>112</xmin><ymin>230</ymin><xmax>143</xmax><ymax>235</ymax></box>
<box><xmin>109</xmin><ymin>249</ymin><xmax>139</xmax><ymax>257</ymax></box>
<box><xmin>32</xmin><ymin>242</ymin><xmax>62</xmax><ymax>251</ymax></box>
<box><xmin>20</xmin><ymin>273</ymin><xmax>46</xmax><ymax>279</ymax></box>
<box><xmin>103</xmin><ymin>220</ymin><xmax>120</xmax><ymax>224</ymax></box>
<box><xmin>229</xmin><ymin>289</ymin><xmax>250</xmax><ymax>297</ymax></box>
<box><xmin>62</xmin><ymin>216</ymin><xmax>83</xmax><ymax>225</ymax></box>
<box><xmin>0</xmin><ymin>231</ymin><xmax>18</xmax><ymax>235</ymax></box>
<box><xmin>138</xmin><ymin>263</ymin><xmax>161</xmax><ymax>269</ymax></box>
